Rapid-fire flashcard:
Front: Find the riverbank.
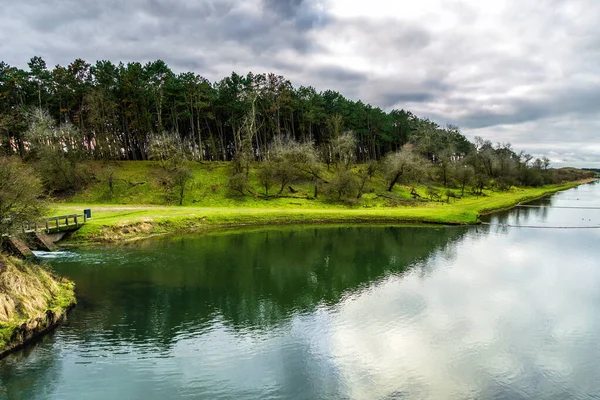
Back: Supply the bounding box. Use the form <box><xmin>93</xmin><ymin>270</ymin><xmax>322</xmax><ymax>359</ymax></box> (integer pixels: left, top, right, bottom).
<box><xmin>0</xmin><ymin>255</ymin><xmax>76</xmax><ymax>359</ymax></box>
<box><xmin>51</xmin><ymin>180</ymin><xmax>592</xmax><ymax>244</ymax></box>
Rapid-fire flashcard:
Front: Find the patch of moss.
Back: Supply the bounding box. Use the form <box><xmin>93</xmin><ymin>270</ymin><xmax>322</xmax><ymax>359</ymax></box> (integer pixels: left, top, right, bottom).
<box><xmin>0</xmin><ymin>323</ymin><xmax>18</xmax><ymax>351</ymax></box>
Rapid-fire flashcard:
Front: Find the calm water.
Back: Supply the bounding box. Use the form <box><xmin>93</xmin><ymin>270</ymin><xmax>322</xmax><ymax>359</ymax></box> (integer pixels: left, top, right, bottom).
<box><xmin>1</xmin><ymin>182</ymin><xmax>600</xmax><ymax>399</ymax></box>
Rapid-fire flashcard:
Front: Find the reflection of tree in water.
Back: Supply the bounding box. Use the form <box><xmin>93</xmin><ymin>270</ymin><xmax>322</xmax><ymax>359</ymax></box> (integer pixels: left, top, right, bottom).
<box><xmin>0</xmin><ymin>334</ymin><xmax>63</xmax><ymax>399</ymax></box>
<box><xmin>488</xmin><ymin>196</ymin><xmax>552</xmax><ymax>229</ymax></box>
<box><xmin>51</xmin><ymin>226</ymin><xmax>469</xmax><ymax>350</ymax></box>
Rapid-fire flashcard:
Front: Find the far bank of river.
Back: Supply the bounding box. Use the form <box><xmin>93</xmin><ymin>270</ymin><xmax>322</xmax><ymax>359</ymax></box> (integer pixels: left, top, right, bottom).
<box><xmin>53</xmin><ymin>181</ymin><xmax>594</xmax><ymax>244</ymax></box>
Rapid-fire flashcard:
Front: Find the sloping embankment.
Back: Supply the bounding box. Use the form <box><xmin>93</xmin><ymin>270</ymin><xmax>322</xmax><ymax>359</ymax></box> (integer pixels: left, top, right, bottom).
<box><xmin>0</xmin><ymin>255</ymin><xmax>76</xmax><ymax>359</ymax></box>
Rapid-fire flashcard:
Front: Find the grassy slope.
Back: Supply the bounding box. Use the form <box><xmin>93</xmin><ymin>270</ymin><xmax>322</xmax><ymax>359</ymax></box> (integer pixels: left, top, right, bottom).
<box><xmin>49</xmin><ymin>161</ymin><xmax>585</xmax><ymax>243</ymax></box>
<box><xmin>0</xmin><ymin>256</ymin><xmax>76</xmax><ymax>352</ymax></box>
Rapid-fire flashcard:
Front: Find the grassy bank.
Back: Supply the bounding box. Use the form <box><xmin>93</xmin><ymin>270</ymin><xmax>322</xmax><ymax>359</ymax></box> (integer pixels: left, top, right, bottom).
<box><xmin>0</xmin><ymin>255</ymin><xmax>76</xmax><ymax>358</ymax></box>
<box><xmin>51</xmin><ymin>177</ymin><xmax>586</xmax><ymax>243</ymax></box>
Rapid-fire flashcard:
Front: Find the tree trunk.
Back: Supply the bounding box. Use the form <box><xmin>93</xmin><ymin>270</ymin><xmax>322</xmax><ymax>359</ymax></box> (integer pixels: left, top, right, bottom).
<box><xmin>388</xmin><ymin>172</ymin><xmax>401</xmax><ymax>192</ymax></box>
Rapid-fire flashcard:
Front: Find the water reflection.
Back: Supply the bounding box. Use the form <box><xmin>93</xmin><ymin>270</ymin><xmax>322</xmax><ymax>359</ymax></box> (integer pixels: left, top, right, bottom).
<box><xmin>2</xmin><ymin>182</ymin><xmax>600</xmax><ymax>399</ymax></box>
<box><xmin>51</xmin><ymin>226</ymin><xmax>469</xmax><ymax>340</ymax></box>
<box><xmin>2</xmin><ymin>225</ymin><xmax>471</xmax><ymax>400</ymax></box>
<box><xmin>485</xmin><ymin>182</ymin><xmax>600</xmax><ymax>230</ymax></box>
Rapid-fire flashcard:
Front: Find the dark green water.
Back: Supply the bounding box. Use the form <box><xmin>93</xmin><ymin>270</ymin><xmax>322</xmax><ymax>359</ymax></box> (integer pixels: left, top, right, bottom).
<box><xmin>1</xmin><ymin>182</ymin><xmax>600</xmax><ymax>399</ymax></box>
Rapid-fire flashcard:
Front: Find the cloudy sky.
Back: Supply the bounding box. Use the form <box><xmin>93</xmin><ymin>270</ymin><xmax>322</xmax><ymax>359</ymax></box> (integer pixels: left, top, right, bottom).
<box><xmin>2</xmin><ymin>0</ymin><xmax>600</xmax><ymax>166</ymax></box>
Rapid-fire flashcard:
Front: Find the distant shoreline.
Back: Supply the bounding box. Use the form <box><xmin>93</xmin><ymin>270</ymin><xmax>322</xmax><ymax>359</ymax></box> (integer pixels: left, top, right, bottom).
<box><xmin>52</xmin><ymin>180</ymin><xmax>594</xmax><ymax>245</ymax></box>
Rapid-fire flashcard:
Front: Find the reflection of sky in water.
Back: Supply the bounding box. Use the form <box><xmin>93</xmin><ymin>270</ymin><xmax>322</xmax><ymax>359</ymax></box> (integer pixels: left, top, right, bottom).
<box><xmin>487</xmin><ymin>181</ymin><xmax>600</xmax><ymax>229</ymax></box>
<box><xmin>3</xmin><ymin>182</ymin><xmax>600</xmax><ymax>400</ymax></box>
<box><xmin>123</xmin><ymin>223</ymin><xmax>600</xmax><ymax>399</ymax></box>
<box><xmin>328</xmin><ymin>229</ymin><xmax>600</xmax><ymax>399</ymax></box>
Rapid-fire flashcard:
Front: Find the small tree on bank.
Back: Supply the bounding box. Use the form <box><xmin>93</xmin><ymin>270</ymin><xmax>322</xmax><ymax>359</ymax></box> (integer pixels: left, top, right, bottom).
<box><xmin>325</xmin><ymin>169</ymin><xmax>359</xmax><ymax>202</ymax></box>
<box><xmin>383</xmin><ymin>147</ymin><xmax>429</xmax><ymax>192</ymax></box>
<box><xmin>454</xmin><ymin>164</ymin><xmax>474</xmax><ymax>196</ymax></box>
<box><xmin>149</xmin><ymin>133</ymin><xmax>195</xmax><ymax>205</ymax></box>
<box><xmin>25</xmin><ymin>108</ymin><xmax>91</xmax><ymax>194</ymax></box>
<box><xmin>0</xmin><ymin>157</ymin><xmax>46</xmax><ymax>244</ymax></box>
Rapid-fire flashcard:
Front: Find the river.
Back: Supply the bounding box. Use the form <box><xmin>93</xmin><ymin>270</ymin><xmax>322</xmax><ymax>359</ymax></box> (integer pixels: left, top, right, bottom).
<box><xmin>1</xmin><ymin>182</ymin><xmax>599</xmax><ymax>399</ymax></box>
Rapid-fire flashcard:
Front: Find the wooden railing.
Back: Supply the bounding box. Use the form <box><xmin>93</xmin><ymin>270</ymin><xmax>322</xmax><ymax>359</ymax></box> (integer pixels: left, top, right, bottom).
<box><xmin>22</xmin><ymin>214</ymin><xmax>87</xmax><ymax>233</ymax></box>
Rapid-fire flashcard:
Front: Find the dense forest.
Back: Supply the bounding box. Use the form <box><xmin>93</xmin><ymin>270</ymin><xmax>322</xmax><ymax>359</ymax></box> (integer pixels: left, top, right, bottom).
<box><xmin>0</xmin><ymin>57</ymin><xmax>591</xmax><ymax>206</ymax></box>
<box><xmin>1</xmin><ymin>57</ymin><xmax>474</xmax><ymax>161</ymax></box>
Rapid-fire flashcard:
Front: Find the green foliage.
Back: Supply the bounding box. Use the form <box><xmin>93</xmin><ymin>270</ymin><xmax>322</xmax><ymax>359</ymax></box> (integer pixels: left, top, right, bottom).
<box><xmin>257</xmin><ymin>161</ymin><xmax>278</xmax><ymax>197</ymax></box>
<box><xmin>356</xmin><ymin>161</ymin><xmax>377</xmax><ymax>199</ymax></box>
<box><xmin>148</xmin><ymin>133</ymin><xmax>195</xmax><ymax>205</ymax></box>
<box><xmin>0</xmin><ymin>157</ymin><xmax>46</xmax><ymax>240</ymax></box>
<box><xmin>0</xmin><ymin>56</ymin><xmax>479</xmax><ymax>164</ymax></box>
<box><xmin>228</xmin><ymin>159</ymin><xmax>251</xmax><ymax>196</ymax></box>
<box><xmin>148</xmin><ymin>132</ymin><xmax>184</xmax><ymax>170</ymax></box>
<box><xmin>445</xmin><ymin>189</ymin><xmax>459</xmax><ymax>203</ymax></box>
<box><xmin>426</xmin><ymin>186</ymin><xmax>441</xmax><ymax>201</ymax></box>
<box><xmin>325</xmin><ymin>169</ymin><xmax>360</xmax><ymax>203</ymax></box>
<box><xmin>454</xmin><ymin>164</ymin><xmax>474</xmax><ymax>196</ymax></box>
<box><xmin>36</xmin><ymin>149</ymin><xmax>92</xmax><ymax>194</ymax></box>
<box><xmin>23</xmin><ymin>108</ymin><xmax>91</xmax><ymax>194</ymax></box>
<box><xmin>171</xmin><ymin>166</ymin><xmax>194</xmax><ymax>206</ymax></box>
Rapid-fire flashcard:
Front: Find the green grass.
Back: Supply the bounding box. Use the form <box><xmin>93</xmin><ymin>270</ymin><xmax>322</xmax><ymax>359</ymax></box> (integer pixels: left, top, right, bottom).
<box><xmin>69</xmin><ymin>161</ymin><xmax>453</xmax><ymax>208</ymax></box>
<box><xmin>0</xmin><ymin>324</ymin><xmax>17</xmax><ymax>352</ymax></box>
<box><xmin>48</xmin><ymin>161</ymin><xmax>584</xmax><ymax>243</ymax></box>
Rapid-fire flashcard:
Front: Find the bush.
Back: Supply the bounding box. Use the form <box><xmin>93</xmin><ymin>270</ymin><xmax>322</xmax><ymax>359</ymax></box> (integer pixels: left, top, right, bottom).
<box><xmin>257</xmin><ymin>161</ymin><xmax>277</xmax><ymax>197</ymax></box>
<box><xmin>0</xmin><ymin>157</ymin><xmax>46</xmax><ymax>240</ymax></box>
<box><xmin>36</xmin><ymin>149</ymin><xmax>93</xmax><ymax>194</ymax></box>
<box><xmin>325</xmin><ymin>169</ymin><xmax>359</xmax><ymax>202</ymax></box>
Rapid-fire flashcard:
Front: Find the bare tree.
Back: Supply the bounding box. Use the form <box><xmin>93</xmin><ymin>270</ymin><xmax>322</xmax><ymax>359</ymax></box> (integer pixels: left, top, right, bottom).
<box><xmin>383</xmin><ymin>147</ymin><xmax>429</xmax><ymax>192</ymax></box>
<box><xmin>149</xmin><ymin>132</ymin><xmax>194</xmax><ymax>205</ymax></box>
<box><xmin>542</xmin><ymin>156</ymin><xmax>550</xmax><ymax>170</ymax></box>
<box><xmin>331</xmin><ymin>131</ymin><xmax>357</xmax><ymax>170</ymax></box>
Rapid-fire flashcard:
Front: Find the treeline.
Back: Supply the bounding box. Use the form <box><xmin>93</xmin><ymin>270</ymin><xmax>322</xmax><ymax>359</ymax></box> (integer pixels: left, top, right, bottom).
<box><xmin>1</xmin><ymin>57</ymin><xmax>471</xmax><ymax>161</ymax></box>
<box><xmin>0</xmin><ymin>57</ymin><xmax>591</xmax><ymax>203</ymax></box>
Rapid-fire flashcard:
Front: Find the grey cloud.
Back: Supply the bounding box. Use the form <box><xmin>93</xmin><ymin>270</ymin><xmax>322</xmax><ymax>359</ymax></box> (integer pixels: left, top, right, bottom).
<box><xmin>455</xmin><ymin>106</ymin><xmax>547</xmax><ymax>130</ymax></box>
<box><xmin>1</xmin><ymin>0</ymin><xmax>329</xmax><ymax>75</ymax></box>
<box><xmin>378</xmin><ymin>79</ymin><xmax>451</xmax><ymax>108</ymax></box>
<box><xmin>143</xmin><ymin>0</ymin><xmax>233</xmax><ymax>20</ymax></box>
<box><xmin>168</xmin><ymin>56</ymin><xmax>207</xmax><ymax>71</ymax></box>
<box><xmin>264</xmin><ymin>0</ymin><xmax>305</xmax><ymax>18</ymax></box>
<box><xmin>389</xmin><ymin>25</ymin><xmax>432</xmax><ymax>51</ymax></box>
<box><xmin>263</xmin><ymin>0</ymin><xmax>329</xmax><ymax>29</ymax></box>
<box><xmin>313</xmin><ymin>66</ymin><xmax>367</xmax><ymax>83</ymax></box>
<box><xmin>383</xmin><ymin>93</ymin><xmax>434</xmax><ymax>105</ymax></box>
<box><xmin>2</xmin><ymin>0</ymin><xmax>600</xmax><ymax>166</ymax></box>
<box><xmin>466</xmin><ymin>115</ymin><xmax>600</xmax><ymax>167</ymax></box>
<box><xmin>448</xmin><ymin>82</ymin><xmax>600</xmax><ymax>130</ymax></box>
<box><xmin>328</xmin><ymin>17</ymin><xmax>432</xmax><ymax>55</ymax></box>
<box><xmin>341</xmin><ymin>76</ymin><xmax>452</xmax><ymax>111</ymax></box>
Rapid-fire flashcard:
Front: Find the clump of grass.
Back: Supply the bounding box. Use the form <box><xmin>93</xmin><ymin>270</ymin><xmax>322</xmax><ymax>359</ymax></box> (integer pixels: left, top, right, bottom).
<box><xmin>0</xmin><ymin>255</ymin><xmax>75</xmax><ymax>352</ymax></box>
